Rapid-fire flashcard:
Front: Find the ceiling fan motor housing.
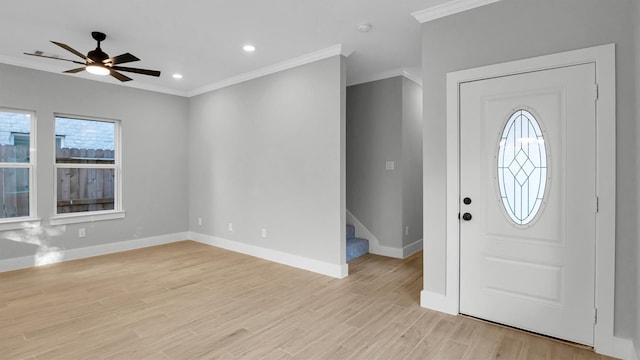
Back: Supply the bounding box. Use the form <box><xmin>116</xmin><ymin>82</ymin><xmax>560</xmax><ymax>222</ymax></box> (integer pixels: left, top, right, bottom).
<box><xmin>88</xmin><ymin>31</ymin><xmax>109</xmax><ymax>63</ymax></box>
<box><xmin>88</xmin><ymin>48</ymin><xmax>109</xmax><ymax>63</ymax></box>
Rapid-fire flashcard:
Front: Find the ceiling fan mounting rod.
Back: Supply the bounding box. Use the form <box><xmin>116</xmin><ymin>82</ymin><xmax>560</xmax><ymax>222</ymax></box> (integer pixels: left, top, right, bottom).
<box><xmin>88</xmin><ymin>31</ymin><xmax>109</xmax><ymax>64</ymax></box>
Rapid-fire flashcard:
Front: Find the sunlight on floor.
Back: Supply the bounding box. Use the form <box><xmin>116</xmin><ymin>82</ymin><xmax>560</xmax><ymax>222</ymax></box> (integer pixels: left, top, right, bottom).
<box><xmin>2</xmin><ymin>224</ymin><xmax>67</xmax><ymax>266</ymax></box>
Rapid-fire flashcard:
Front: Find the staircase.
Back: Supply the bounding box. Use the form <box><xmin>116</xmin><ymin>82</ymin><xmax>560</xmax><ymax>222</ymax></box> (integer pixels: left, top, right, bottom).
<box><xmin>346</xmin><ymin>224</ymin><xmax>369</xmax><ymax>261</ymax></box>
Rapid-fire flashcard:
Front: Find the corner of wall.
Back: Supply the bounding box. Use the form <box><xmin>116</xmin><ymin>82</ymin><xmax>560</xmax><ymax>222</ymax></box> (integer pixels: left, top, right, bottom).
<box><xmin>190</xmin><ymin>232</ymin><xmax>348</xmax><ymax>279</ymax></box>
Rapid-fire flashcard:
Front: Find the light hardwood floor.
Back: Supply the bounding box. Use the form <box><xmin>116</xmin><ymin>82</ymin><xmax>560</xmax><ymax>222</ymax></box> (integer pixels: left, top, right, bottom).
<box><xmin>0</xmin><ymin>241</ymin><xmax>616</xmax><ymax>360</ymax></box>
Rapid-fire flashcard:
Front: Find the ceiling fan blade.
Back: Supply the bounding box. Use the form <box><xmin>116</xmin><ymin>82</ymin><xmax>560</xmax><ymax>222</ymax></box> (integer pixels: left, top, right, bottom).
<box><xmin>50</xmin><ymin>41</ymin><xmax>88</xmax><ymax>61</ymax></box>
<box><xmin>111</xmin><ymin>66</ymin><xmax>161</xmax><ymax>77</ymax></box>
<box><xmin>107</xmin><ymin>53</ymin><xmax>140</xmax><ymax>65</ymax></box>
<box><xmin>24</xmin><ymin>52</ymin><xmax>85</xmax><ymax>65</ymax></box>
<box><xmin>110</xmin><ymin>69</ymin><xmax>132</xmax><ymax>82</ymax></box>
<box><xmin>63</xmin><ymin>67</ymin><xmax>86</xmax><ymax>73</ymax></box>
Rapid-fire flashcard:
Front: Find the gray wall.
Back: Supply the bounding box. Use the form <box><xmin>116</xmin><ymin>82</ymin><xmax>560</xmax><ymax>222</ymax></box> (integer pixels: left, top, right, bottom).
<box><xmin>0</xmin><ymin>63</ymin><xmax>189</xmax><ymax>259</ymax></box>
<box><xmin>347</xmin><ymin>77</ymin><xmax>403</xmax><ymax>248</ymax></box>
<box><xmin>346</xmin><ymin>76</ymin><xmax>423</xmax><ymax>251</ymax></box>
<box><xmin>421</xmin><ymin>0</ymin><xmax>637</xmax><ymax>338</ymax></box>
<box><xmin>188</xmin><ymin>56</ymin><xmax>346</xmax><ymax>265</ymax></box>
<box><xmin>635</xmin><ymin>0</ymin><xmax>640</xmax><ymax>353</ymax></box>
<box><xmin>402</xmin><ymin>78</ymin><xmax>423</xmax><ymax>247</ymax></box>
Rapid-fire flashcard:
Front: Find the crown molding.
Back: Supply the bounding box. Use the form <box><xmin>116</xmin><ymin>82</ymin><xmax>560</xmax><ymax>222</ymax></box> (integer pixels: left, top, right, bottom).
<box><xmin>2</xmin><ymin>43</ymin><xmax>350</xmax><ymax>98</ymax></box>
<box><xmin>0</xmin><ymin>55</ymin><xmax>189</xmax><ymax>97</ymax></box>
<box><xmin>411</xmin><ymin>0</ymin><xmax>501</xmax><ymax>23</ymax></box>
<box><xmin>347</xmin><ymin>68</ymin><xmax>422</xmax><ymax>87</ymax></box>
<box><xmin>188</xmin><ymin>44</ymin><xmax>349</xmax><ymax>97</ymax></box>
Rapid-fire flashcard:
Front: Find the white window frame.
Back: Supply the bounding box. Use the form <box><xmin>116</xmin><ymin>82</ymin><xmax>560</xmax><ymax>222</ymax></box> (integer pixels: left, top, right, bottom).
<box><xmin>50</xmin><ymin>114</ymin><xmax>124</xmax><ymax>225</ymax></box>
<box><xmin>0</xmin><ymin>107</ymin><xmax>40</xmax><ymax>230</ymax></box>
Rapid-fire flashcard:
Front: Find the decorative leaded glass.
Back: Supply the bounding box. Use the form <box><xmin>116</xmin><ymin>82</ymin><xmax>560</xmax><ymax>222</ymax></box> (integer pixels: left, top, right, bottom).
<box><xmin>497</xmin><ymin>109</ymin><xmax>548</xmax><ymax>225</ymax></box>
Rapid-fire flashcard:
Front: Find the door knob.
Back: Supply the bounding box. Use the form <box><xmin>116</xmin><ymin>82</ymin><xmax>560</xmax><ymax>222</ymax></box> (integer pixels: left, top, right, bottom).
<box><xmin>463</xmin><ymin>197</ymin><xmax>472</xmax><ymax>205</ymax></box>
<box><xmin>462</xmin><ymin>213</ymin><xmax>472</xmax><ymax>221</ymax></box>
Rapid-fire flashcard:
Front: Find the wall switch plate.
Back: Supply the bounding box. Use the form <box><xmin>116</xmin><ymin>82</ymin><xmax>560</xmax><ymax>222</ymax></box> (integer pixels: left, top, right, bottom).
<box><xmin>386</xmin><ymin>161</ymin><xmax>395</xmax><ymax>170</ymax></box>
<box><xmin>79</xmin><ymin>228</ymin><xmax>86</xmax><ymax>238</ymax></box>
<box><xmin>261</xmin><ymin>228</ymin><xmax>267</xmax><ymax>238</ymax></box>
<box><xmin>228</xmin><ymin>223</ymin><xmax>233</xmax><ymax>231</ymax></box>
<box><xmin>197</xmin><ymin>217</ymin><xmax>202</xmax><ymax>226</ymax></box>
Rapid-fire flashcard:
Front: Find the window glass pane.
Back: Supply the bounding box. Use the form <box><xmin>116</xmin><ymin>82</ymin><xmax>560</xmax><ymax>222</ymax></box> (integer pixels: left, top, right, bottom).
<box><xmin>55</xmin><ymin>136</ymin><xmax>64</xmax><ymax>149</ymax></box>
<box><xmin>0</xmin><ymin>168</ymin><xmax>30</xmax><ymax>218</ymax></box>
<box><xmin>57</xmin><ymin>168</ymin><xmax>115</xmax><ymax>213</ymax></box>
<box><xmin>0</xmin><ymin>112</ymin><xmax>31</xmax><ymax>163</ymax></box>
<box><xmin>55</xmin><ymin>117</ymin><xmax>115</xmax><ymax>164</ymax></box>
<box><xmin>497</xmin><ymin>109</ymin><xmax>548</xmax><ymax>225</ymax></box>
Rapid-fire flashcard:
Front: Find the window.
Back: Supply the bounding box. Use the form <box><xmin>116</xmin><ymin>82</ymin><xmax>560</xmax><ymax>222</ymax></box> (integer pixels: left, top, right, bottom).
<box><xmin>0</xmin><ymin>109</ymin><xmax>36</xmax><ymax>222</ymax></box>
<box><xmin>53</xmin><ymin>115</ymin><xmax>123</xmax><ymax>222</ymax></box>
<box><xmin>55</xmin><ymin>135</ymin><xmax>65</xmax><ymax>149</ymax></box>
<box><xmin>497</xmin><ymin>109</ymin><xmax>548</xmax><ymax>226</ymax></box>
<box><xmin>12</xmin><ymin>133</ymin><xmax>30</xmax><ymax>148</ymax></box>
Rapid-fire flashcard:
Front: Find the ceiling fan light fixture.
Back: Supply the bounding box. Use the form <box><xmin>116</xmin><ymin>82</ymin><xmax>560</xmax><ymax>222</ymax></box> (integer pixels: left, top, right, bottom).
<box><xmin>27</xmin><ymin>32</ymin><xmax>161</xmax><ymax>82</ymax></box>
<box><xmin>86</xmin><ymin>64</ymin><xmax>110</xmax><ymax>76</ymax></box>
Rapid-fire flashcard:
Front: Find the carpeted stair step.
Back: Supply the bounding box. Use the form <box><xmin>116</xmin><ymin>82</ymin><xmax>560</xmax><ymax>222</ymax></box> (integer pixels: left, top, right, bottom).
<box><xmin>346</xmin><ymin>224</ymin><xmax>369</xmax><ymax>261</ymax></box>
<box><xmin>347</xmin><ymin>237</ymin><xmax>369</xmax><ymax>262</ymax></box>
<box><xmin>346</xmin><ymin>224</ymin><xmax>356</xmax><ymax>240</ymax></box>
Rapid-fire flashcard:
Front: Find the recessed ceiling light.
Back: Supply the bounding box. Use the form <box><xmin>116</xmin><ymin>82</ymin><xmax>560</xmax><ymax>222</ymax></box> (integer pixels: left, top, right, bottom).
<box><xmin>357</xmin><ymin>23</ymin><xmax>372</xmax><ymax>33</ymax></box>
<box><xmin>243</xmin><ymin>45</ymin><xmax>256</xmax><ymax>53</ymax></box>
<box><xmin>172</xmin><ymin>74</ymin><xmax>183</xmax><ymax>79</ymax></box>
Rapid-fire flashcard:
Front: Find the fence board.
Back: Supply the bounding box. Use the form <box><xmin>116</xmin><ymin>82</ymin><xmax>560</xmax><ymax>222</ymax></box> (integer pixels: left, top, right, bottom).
<box><xmin>55</xmin><ymin>148</ymin><xmax>115</xmax><ymax>213</ymax></box>
<box><xmin>1</xmin><ymin>146</ymin><xmax>115</xmax><ymax>215</ymax></box>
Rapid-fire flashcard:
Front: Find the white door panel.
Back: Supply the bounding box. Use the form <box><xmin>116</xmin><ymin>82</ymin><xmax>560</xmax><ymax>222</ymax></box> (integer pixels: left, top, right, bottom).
<box><xmin>459</xmin><ymin>64</ymin><xmax>596</xmax><ymax>345</ymax></box>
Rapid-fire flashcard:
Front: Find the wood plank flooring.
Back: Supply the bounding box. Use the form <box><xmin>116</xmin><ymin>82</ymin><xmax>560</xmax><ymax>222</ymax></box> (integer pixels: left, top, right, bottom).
<box><xmin>0</xmin><ymin>241</ymin><xmax>617</xmax><ymax>360</ymax></box>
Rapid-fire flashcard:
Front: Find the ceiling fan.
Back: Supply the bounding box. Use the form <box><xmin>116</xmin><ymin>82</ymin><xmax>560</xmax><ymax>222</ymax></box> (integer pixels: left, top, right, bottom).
<box><xmin>24</xmin><ymin>31</ymin><xmax>161</xmax><ymax>82</ymax></box>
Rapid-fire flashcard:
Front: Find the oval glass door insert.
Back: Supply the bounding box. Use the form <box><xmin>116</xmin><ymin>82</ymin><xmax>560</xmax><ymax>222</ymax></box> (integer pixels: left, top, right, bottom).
<box><xmin>497</xmin><ymin>109</ymin><xmax>548</xmax><ymax>225</ymax></box>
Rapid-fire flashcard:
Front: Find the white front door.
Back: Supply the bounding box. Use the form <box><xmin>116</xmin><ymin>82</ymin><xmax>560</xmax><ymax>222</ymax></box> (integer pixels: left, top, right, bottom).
<box><xmin>459</xmin><ymin>63</ymin><xmax>597</xmax><ymax>345</ymax></box>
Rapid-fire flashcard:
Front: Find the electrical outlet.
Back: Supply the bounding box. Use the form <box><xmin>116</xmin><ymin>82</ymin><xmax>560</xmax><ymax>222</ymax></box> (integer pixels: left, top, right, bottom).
<box><xmin>197</xmin><ymin>217</ymin><xmax>202</xmax><ymax>226</ymax></box>
<box><xmin>228</xmin><ymin>223</ymin><xmax>233</xmax><ymax>231</ymax></box>
<box><xmin>405</xmin><ymin>226</ymin><xmax>409</xmax><ymax>236</ymax></box>
<box><xmin>261</xmin><ymin>228</ymin><xmax>267</xmax><ymax>238</ymax></box>
<box><xmin>385</xmin><ymin>161</ymin><xmax>395</xmax><ymax>170</ymax></box>
<box><xmin>79</xmin><ymin>228</ymin><xmax>86</xmax><ymax>238</ymax></box>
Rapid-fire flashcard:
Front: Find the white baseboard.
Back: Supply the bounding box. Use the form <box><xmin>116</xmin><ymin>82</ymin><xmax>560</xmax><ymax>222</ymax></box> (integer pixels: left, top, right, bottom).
<box><xmin>346</xmin><ymin>209</ymin><xmax>401</xmax><ymax>258</ymax></box>
<box><xmin>0</xmin><ymin>232</ymin><xmax>189</xmax><ymax>273</ymax></box>
<box><xmin>404</xmin><ymin>238</ymin><xmax>423</xmax><ymax>257</ymax></box>
<box><xmin>189</xmin><ymin>232</ymin><xmax>348</xmax><ymax>279</ymax></box>
<box><xmin>346</xmin><ymin>209</ymin><xmax>387</xmax><ymax>255</ymax></box>
<box><xmin>0</xmin><ymin>231</ymin><xmax>348</xmax><ymax>279</ymax></box>
<box><xmin>346</xmin><ymin>209</ymin><xmax>422</xmax><ymax>259</ymax></box>
<box><xmin>419</xmin><ymin>288</ymin><xmax>637</xmax><ymax>360</ymax></box>
<box><xmin>607</xmin><ymin>337</ymin><xmax>639</xmax><ymax>360</ymax></box>
<box><xmin>371</xmin><ymin>243</ymin><xmax>404</xmax><ymax>258</ymax></box>
<box><xmin>420</xmin><ymin>289</ymin><xmax>458</xmax><ymax>315</ymax></box>
<box><xmin>592</xmin><ymin>335</ymin><xmax>638</xmax><ymax>360</ymax></box>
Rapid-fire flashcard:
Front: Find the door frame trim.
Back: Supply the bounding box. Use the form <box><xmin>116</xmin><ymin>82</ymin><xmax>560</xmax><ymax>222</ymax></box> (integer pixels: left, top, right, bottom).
<box><xmin>440</xmin><ymin>44</ymin><xmax>616</xmax><ymax>356</ymax></box>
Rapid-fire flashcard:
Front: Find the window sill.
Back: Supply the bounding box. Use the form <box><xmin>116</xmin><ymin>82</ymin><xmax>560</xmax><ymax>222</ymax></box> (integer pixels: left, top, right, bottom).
<box><xmin>50</xmin><ymin>210</ymin><xmax>126</xmax><ymax>225</ymax></box>
<box><xmin>0</xmin><ymin>218</ymin><xmax>42</xmax><ymax>231</ymax></box>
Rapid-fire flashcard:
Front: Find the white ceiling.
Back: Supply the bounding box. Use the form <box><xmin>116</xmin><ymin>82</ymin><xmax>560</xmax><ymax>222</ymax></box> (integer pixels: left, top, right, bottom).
<box><xmin>0</xmin><ymin>0</ymin><xmax>448</xmax><ymax>97</ymax></box>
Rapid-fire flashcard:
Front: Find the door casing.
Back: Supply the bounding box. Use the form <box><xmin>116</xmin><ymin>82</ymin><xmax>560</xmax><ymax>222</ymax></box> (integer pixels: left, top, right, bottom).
<box><xmin>431</xmin><ymin>44</ymin><xmax>615</xmax><ymax>356</ymax></box>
